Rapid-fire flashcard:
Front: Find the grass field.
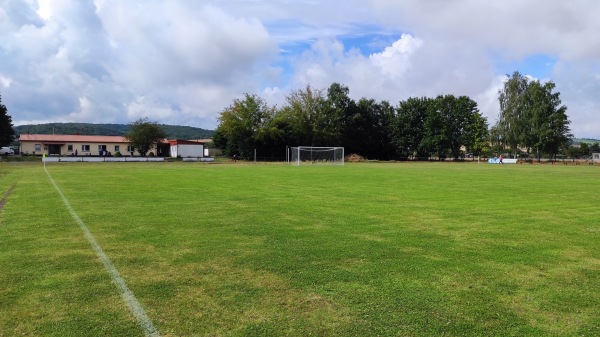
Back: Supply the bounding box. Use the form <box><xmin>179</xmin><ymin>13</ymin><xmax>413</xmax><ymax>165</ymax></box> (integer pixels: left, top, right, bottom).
<box><xmin>0</xmin><ymin>161</ymin><xmax>599</xmax><ymax>336</ymax></box>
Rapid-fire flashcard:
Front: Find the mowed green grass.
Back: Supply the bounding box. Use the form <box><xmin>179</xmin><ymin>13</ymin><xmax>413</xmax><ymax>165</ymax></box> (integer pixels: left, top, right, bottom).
<box><xmin>1</xmin><ymin>161</ymin><xmax>599</xmax><ymax>336</ymax></box>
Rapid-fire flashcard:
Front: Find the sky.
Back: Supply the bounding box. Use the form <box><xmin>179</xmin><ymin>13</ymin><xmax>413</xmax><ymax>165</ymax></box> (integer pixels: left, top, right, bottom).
<box><xmin>1</xmin><ymin>0</ymin><xmax>599</xmax><ymax>138</ymax></box>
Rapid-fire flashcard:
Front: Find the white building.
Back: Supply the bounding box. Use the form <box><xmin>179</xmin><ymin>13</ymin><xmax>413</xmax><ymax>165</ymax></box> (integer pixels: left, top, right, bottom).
<box><xmin>169</xmin><ymin>139</ymin><xmax>205</xmax><ymax>158</ymax></box>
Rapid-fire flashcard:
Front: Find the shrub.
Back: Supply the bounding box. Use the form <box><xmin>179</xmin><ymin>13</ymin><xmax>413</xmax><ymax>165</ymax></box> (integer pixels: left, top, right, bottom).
<box><xmin>114</xmin><ymin>151</ymin><xmax>122</xmax><ymax>157</ymax></box>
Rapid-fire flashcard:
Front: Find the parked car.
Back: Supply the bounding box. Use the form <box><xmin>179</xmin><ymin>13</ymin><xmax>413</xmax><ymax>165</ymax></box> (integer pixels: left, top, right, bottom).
<box><xmin>0</xmin><ymin>147</ymin><xmax>15</xmax><ymax>155</ymax></box>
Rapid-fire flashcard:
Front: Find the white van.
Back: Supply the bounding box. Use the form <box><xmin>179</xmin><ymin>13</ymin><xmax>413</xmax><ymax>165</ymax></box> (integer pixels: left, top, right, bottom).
<box><xmin>0</xmin><ymin>147</ymin><xmax>15</xmax><ymax>155</ymax></box>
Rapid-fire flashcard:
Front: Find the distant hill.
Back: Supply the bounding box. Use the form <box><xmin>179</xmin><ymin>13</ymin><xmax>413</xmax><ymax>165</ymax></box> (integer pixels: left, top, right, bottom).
<box><xmin>14</xmin><ymin>123</ymin><xmax>214</xmax><ymax>140</ymax></box>
<box><xmin>572</xmin><ymin>138</ymin><xmax>600</xmax><ymax>145</ymax></box>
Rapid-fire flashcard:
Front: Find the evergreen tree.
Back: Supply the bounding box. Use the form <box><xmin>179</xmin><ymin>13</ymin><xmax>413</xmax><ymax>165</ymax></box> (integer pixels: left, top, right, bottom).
<box><xmin>0</xmin><ymin>94</ymin><xmax>16</xmax><ymax>146</ymax></box>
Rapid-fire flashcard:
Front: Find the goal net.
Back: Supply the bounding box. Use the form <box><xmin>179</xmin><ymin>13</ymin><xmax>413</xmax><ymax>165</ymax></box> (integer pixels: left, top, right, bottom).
<box><xmin>290</xmin><ymin>146</ymin><xmax>344</xmax><ymax>165</ymax></box>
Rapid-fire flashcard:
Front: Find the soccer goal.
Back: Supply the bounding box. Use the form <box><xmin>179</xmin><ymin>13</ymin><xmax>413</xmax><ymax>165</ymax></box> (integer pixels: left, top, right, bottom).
<box><xmin>289</xmin><ymin>146</ymin><xmax>344</xmax><ymax>165</ymax></box>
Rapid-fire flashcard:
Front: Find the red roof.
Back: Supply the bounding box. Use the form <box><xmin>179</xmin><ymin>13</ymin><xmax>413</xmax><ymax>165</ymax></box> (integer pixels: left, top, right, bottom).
<box><xmin>168</xmin><ymin>139</ymin><xmax>204</xmax><ymax>145</ymax></box>
<box><xmin>19</xmin><ymin>134</ymin><xmax>129</xmax><ymax>143</ymax></box>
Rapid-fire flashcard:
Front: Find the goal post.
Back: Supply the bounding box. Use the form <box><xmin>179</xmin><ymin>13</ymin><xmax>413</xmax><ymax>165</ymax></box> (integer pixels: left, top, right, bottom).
<box><xmin>289</xmin><ymin>146</ymin><xmax>344</xmax><ymax>165</ymax></box>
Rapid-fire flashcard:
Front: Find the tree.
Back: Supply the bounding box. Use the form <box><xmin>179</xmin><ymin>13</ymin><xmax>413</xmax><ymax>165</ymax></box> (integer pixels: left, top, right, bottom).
<box><xmin>439</xmin><ymin>95</ymin><xmax>479</xmax><ymax>159</ymax></box>
<box><xmin>125</xmin><ymin>118</ymin><xmax>168</xmax><ymax>156</ymax></box>
<box><xmin>420</xmin><ymin>98</ymin><xmax>447</xmax><ymax>159</ymax></box>
<box><xmin>393</xmin><ymin>97</ymin><xmax>430</xmax><ymax>159</ymax></box>
<box><xmin>464</xmin><ymin>110</ymin><xmax>489</xmax><ymax>157</ymax></box>
<box><xmin>211</xmin><ymin>128</ymin><xmax>228</xmax><ymax>153</ymax></box>
<box><xmin>0</xmin><ymin>94</ymin><xmax>16</xmax><ymax>146</ymax></box>
<box><xmin>214</xmin><ymin>94</ymin><xmax>274</xmax><ymax>158</ymax></box>
<box><xmin>496</xmin><ymin>72</ymin><xmax>571</xmax><ymax>159</ymax></box>
<box><xmin>325</xmin><ymin>83</ymin><xmax>353</xmax><ymax>146</ymax></box>
<box><xmin>279</xmin><ymin>85</ymin><xmax>329</xmax><ymax>146</ymax></box>
<box><xmin>256</xmin><ymin>112</ymin><xmax>295</xmax><ymax>159</ymax></box>
<box><xmin>488</xmin><ymin>124</ymin><xmax>504</xmax><ymax>155</ymax></box>
<box><xmin>523</xmin><ymin>80</ymin><xmax>570</xmax><ymax>160</ymax></box>
<box><xmin>497</xmin><ymin>71</ymin><xmax>530</xmax><ymax>157</ymax></box>
<box><xmin>345</xmin><ymin>97</ymin><xmax>399</xmax><ymax>160</ymax></box>
<box><xmin>417</xmin><ymin>95</ymin><xmax>485</xmax><ymax>160</ymax></box>
<box><xmin>347</xmin><ymin>98</ymin><xmax>379</xmax><ymax>157</ymax></box>
<box><xmin>370</xmin><ymin>100</ymin><xmax>396</xmax><ymax>160</ymax></box>
<box><xmin>578</xmin><ymin>143</ymin><xmax>590</xmax><ymax>156</ymax></box>
<box><xmin>564</xmin><ymin>144</ymin><xmax>580</xmax><ymax>159</ymax></box>
<box><xmin>536</xmin><ymin>82</ymin><xmax>571</xmax><ymax>159</ymax></box>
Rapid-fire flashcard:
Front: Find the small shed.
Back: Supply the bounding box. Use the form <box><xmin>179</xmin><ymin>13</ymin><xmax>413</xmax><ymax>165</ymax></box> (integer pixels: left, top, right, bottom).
<box><xmin>169</xmin><ymin>140</ymin><xmax>204</xmax><ymax>158</ymax></box>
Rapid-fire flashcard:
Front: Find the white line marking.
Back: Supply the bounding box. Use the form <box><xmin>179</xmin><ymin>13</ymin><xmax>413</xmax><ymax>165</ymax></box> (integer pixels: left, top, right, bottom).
<box><xmin>45</xmin><ymin>166</ymin><xmax>160</xmax><ymax>337</ymax></box>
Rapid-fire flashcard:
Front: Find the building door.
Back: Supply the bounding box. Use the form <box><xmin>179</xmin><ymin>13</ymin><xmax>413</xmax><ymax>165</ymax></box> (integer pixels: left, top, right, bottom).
<box><xmin>48</xmin><ymin>144</ymin><xmax>61</xmax><ymax>155</ymax></box>
<box><xmin>157</xmin><ymin>143</ymin><xmax>170</xmax><ymax>157</ymax></box>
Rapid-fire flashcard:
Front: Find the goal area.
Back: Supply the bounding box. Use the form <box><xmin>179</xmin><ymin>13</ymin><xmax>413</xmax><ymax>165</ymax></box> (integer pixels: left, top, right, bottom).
<box><xmin>289</xmin><ymin>146</ymin><xmax>344</xmax><ymax>165</ymax></box>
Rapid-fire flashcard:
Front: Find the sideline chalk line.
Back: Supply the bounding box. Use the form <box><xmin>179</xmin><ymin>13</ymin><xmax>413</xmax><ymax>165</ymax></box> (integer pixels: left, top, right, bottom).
<box><xmin>44</xmin><ymin>166</ymin><xmax>160</xmax><ymax>337</ymax></box>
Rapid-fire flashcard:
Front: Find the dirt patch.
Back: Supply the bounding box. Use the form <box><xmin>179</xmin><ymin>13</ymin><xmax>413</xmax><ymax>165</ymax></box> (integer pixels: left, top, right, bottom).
<box><xmin>0</xmin><ymin>182</ymin><xmax>16</xmax><ymax>212</ymax></box>
<box><xmin>344</xmin><ymin>153</ymin><xmax>366</xmax><ymax>162</ymax></box>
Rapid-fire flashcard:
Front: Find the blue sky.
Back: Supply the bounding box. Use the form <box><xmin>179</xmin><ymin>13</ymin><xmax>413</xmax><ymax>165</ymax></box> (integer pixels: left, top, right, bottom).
<box><xmin>1</xmin><ymin>0</ymin><xmax>599</xmax><ymax>138</ymax></box>
<box><xmin>494</xmin><ymin>54</ymin><xmax>558</xmax><ymax>80</ymax></box>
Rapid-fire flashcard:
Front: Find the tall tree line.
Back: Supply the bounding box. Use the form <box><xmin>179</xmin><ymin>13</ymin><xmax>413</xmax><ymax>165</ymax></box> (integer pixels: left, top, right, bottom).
<box><xmin>214</xmin><ymin>83</ymin><xmax>490</xmax><ymax>160</ymax></box>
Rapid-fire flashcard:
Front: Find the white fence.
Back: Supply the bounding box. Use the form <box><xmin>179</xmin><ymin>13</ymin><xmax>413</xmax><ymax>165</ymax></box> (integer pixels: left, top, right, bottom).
<box><xmin>43</xmin><ymin>156</ymin><xmax>165</xmax><ymax>163</ymax></box>
<box><xmin>182</xmin><ymin>157</ymin><xmax>215</xmax><ymax>162</ymax></box>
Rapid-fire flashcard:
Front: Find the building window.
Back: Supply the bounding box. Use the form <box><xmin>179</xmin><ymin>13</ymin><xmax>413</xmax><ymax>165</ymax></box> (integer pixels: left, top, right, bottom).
<box><xmin>35</xmin><ymin>144</ymin><xmax>41</xmax><ymax>152</ymax></box>
<box><xmin>114</xmin><ymin>145</ymin><xmax>120</xmax><ymax>152</ymax></box>
<box><xmin>67</xmin><ymin>144</ymin><xmax>73</xmax><ymax>152</ymax></box>
<box><xmin>82</xmin><ymin>145</ymin><xmax>90</xmax><ymax>152</ymax></box>
<box><xmin>127</xmin><ymin>145</ymin><xmax>135</xmax><ymax>153</ymax></box>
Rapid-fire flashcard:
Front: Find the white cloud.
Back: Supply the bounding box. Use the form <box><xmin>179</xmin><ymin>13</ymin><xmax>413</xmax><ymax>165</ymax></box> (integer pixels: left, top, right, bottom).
<box><xmin>286</xmin><ymin>33</ymin><xmax>495</xmax><ymax>113</ymax></box>
<box><xmin>126</xmin><ymin>96</ymin><xmax>174</xmax><ymax>121</ymax></box>
<box><xmin>0</xmin><ymin>75</ymin><xmax>11</xmax><ymax>88</ymax></box>
<box><xmin>2</xmin><ymin>0</ymin><xmax>278</xmax><ymax>129</ymax></box>
<box><xmin>0</xmin><ymin>0</ymin><xmax>598</xmax><ymax>137</ymax></box>
<box><xmin>371</xmin><ymin>0</ymin><xmax>600</xmax><ymax>61</ymax></box>
<box><xmin>553</xmin><ymin>60</ymin><xmax>600</xmax><ymax>138</ymax></box>
<box><xmin>97</xmin><ymin>2</ymin><xmax>276</xmax><ymax>87</ymax></box>
<box><xmin>474</xmin><ymin>76</ymin><xmax>506</xmax><ymax>126</ymax></box>
<box><xmin>369</xmin><ymin>34</ymin><xmax>423</xmax><ymax>80</ymax></box>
